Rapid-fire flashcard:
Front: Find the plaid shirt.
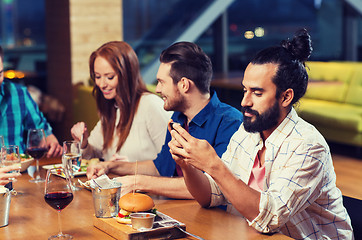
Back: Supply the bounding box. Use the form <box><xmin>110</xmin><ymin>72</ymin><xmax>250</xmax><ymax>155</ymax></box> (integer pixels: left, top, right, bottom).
<box><xmin>0</xmin><ymin>80</ymin><xmax>52</xmax><ymax>153</ymax></box>
<box><xmin>207</xmin><ymin>108</ymin><xmax>353</xmax><ymax>239</ymax></box>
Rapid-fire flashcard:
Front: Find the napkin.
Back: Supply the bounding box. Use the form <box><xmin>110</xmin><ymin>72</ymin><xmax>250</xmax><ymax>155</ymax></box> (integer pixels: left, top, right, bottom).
<box><xmin>78</xmin><ymin>174</ymin><xmax>122</xmax><ymax>189</ymax></box>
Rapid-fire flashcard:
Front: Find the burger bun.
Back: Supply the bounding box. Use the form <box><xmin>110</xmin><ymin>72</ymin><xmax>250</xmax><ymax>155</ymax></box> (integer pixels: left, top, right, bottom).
<box><xmin>119</xmin><ymin>193</ymin><xmax>154</xmax><ymax>212</ymax></box>
<box><xmin>115</xmin><ymin>216</ymin><xmax>132</xmax><ymax>224</ymax></box>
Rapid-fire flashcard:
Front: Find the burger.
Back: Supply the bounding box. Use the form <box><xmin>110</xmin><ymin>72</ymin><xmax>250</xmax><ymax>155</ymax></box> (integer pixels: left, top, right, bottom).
<box><xmin>115</xmin><ymin>193</ymin><xmax>156</xmax><ymax>224</ymax></box>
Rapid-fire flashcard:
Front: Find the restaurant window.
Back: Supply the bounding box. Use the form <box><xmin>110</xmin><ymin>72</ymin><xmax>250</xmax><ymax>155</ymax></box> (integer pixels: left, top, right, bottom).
<box><xmin>0</xmin><ymin>0</ymin><xmax>46</xmax><ymax>77</ymax></box>
<box><xmin>123</xmin><ymin>0</ymin><xmax>361</xmax><ymax>72</ymax></box>
<box><xmin>196</xmin><ymin>0</ymin><xmax>344</xmax><ymax>71</ymax></box>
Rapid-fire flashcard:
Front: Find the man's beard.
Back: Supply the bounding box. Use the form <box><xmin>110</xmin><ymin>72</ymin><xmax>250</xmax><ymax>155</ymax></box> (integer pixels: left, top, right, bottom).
<box><xmin>241</xmin><ymin>101</ymin><xmax>280</xmax><ymax>133</ymax></box>
<box><xmin>163</xmin><ymin>88</ymin><xmax>186</xmax><ymax>112</ymax></box>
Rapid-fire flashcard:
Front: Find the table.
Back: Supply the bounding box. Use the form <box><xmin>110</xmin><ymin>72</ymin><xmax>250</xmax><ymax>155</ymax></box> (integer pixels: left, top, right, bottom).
<box><xmin>0</xmin><ymin>158</ymin><xmax>291</xmax><ymax>240</ymax></box>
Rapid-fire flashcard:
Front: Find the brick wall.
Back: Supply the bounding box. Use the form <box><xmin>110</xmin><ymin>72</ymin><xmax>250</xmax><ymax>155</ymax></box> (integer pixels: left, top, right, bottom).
<box><xmin>46</xmin><ymin>0</ymin><xmax>123</xmax><ymax>141</ymax></box>
<box><xmin>69</xmin><ymin>0</ymin><xmax>123</xmax><ymax>85</ymax></box>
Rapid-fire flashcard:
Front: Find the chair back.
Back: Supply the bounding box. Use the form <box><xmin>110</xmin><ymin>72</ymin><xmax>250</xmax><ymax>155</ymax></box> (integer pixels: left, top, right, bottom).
<box><xmin>343</xmin><ymin>195</ymin><xmax>362</xmax><ymax>239</ymax></box>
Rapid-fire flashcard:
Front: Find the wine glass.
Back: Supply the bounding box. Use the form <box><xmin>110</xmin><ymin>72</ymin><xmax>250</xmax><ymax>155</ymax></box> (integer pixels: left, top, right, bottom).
<box><xmin>1</xmin><ymin>145</ymin><xmax>21</xmax><ymax>181</ymax></box>
<box><xmin>26</xmin><ymin>128</ymin><xmax>48</xmax><ymax>183</ymax></box>
<box><xmin>62</xmin><ymin>141</ymin><xmax>81</xmax><ymax>191</ymax></box>
<box><xmin>44</xmin><ymin>167</ymin><xmax>74</xmax><ymax>240</ymax></box>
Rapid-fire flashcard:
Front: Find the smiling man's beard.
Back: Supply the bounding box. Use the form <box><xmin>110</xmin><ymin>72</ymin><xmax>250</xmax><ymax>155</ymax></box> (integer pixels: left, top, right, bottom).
<box><xmin>163</xmin><ymin>88</ymin><xmax>186</xmax><ymax>112</ymax></box>
<box><xmin>241</xmin><ymin>101</ymin><xmax>281</xmax><ymax>133</ymax></box>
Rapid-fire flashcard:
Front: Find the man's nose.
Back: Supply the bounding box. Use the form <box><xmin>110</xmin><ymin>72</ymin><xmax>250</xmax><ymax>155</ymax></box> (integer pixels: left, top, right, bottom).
<box><xmin>155</xmin><ymin>82</ymin><xmax>161</xmax><ymax>94</ymax></box>
<box><xmin>241</xmin><ymin>92</ymin><xmax>251</xmax><ymax>107</ymax></box>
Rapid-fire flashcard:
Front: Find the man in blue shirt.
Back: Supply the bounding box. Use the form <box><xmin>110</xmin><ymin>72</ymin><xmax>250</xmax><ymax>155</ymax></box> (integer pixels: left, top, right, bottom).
<box><xmin>87</xmin><ymin>42</ymin><xmax>242</xmax><ymax>199</ymax></box>
<box><xmin>0</xmin><ymin>45</ymin><xmax>62</xmax><ymax>157</ymax></box>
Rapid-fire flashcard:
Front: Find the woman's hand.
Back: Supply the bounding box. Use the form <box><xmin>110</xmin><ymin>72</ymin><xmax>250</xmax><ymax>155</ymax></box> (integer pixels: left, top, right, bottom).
<box><xmin>71</xmin><ymin>122</ymin><xmax>89</xmax><ymax>149</ymax></box>
<box><xmin>0</xmin><ymin>166</ymin><xmax>21</xmax><ymax>186</ymax></box>
<box><xmin>86</xmin><ymin>161</ymin><xmax>109</xmax><ymax>180</ymax></box>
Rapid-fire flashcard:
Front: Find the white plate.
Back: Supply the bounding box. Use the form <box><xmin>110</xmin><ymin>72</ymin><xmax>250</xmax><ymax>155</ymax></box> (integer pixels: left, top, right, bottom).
<box><xmin>20</xmin><ymin>158</ymin><xmax>35</xmax><ymax>172</ymax></box>
<box><xmin>42</xmin><ymin>164</ymin><xmax>86</xmax><ymax>176</ymax></box>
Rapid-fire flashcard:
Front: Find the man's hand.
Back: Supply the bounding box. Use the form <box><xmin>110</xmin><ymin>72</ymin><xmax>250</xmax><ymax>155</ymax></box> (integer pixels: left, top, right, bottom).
<box><xmin>115</xmin><ymin>175</ymin><xmax>138</xmax><ymax>196</ymax></box>
<box><xmin>168</xmin><ymin>123</ymin><xmax>219</xmax><ymax>174</ymax></box>
<box><xmin>46</xmin><ymin>134</ymin><xmax>62</xmax><ymax>158</ymax></box>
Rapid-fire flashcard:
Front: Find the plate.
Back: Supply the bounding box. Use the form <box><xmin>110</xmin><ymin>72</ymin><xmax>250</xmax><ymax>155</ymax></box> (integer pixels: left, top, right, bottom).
<box><xmin>42</xmin><ymin>164</ymin><xmax>86</xmax><ymax>176</ymax></box>
<box><xmin>20</xmin><ymin>158</ymin><xmax>35</xmax><ymax>172</ymax></box>
<box><xmin>19</xmin><ymin>154</ymin><xmax>35</xmax><ymax>172</ymax></box>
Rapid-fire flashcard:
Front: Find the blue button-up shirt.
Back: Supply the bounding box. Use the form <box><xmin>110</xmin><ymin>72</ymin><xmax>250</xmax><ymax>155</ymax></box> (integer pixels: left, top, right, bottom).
<box><xmin>0</xmin><ymin>80</ymin><xmax>53</xmax><ymax>152</ymax></box>
<box><xmin>153</xmin><ymin>91</ymin><xmax>243</xmax><ymax>177</ymax></box>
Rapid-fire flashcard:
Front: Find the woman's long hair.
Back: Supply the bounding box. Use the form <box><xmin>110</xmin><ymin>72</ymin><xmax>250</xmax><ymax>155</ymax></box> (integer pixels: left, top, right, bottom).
<box><xmin>89</xmin><ymin>41</ymin><xmax>149</xmax><ymax>151</ymax></box>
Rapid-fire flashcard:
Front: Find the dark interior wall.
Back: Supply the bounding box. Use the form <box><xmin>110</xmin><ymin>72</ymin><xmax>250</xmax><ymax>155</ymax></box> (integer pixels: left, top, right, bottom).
<box><xmin>45</xmin><ymin>0</ymin><xmax>73</xmax><ymax>142</ymax></box>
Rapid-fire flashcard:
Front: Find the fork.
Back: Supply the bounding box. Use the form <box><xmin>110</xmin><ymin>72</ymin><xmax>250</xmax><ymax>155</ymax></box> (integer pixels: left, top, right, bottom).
<box><xmin>173</xmin><ymin>222</ymin><xmax>205</xmax><ymax>240</ymax></box>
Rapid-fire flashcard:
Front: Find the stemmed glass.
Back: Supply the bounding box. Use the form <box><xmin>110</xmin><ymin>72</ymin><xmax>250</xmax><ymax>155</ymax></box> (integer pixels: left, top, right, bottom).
<box><xmin>44</xmin><ymin>167</ymin><xmax>74</xmax><ymax>240</ymax></box>
<box><xmin>1</xmin><ymin>145</ymin><xmax>21</xmax><ymax>194</ymax></box>
<box><xmin>62</xmin><ymin>141</ymin><xmax>81</xmax><ymax>191</ymax></box>
<box><xmin>26</xmin><ymin>128</ymin><xmax>48</xmax><ymax>183</ymax></box>
<box><xmin>1</xmin><ymin>145</ymin><xmax>21</xmax><ymax>181</ymax></box>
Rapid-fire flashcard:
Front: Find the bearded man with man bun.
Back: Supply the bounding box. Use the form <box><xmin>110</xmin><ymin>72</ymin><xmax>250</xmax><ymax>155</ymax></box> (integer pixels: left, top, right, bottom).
<box><xmin>168</xmin><ymin>29</ymin><xmax>354</xmax><ymax>239</ymax></box>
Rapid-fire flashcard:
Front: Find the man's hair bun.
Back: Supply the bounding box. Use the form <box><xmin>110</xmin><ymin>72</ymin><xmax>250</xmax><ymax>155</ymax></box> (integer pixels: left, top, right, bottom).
<box><xmin>281</xmin><ymin>28</ymin><xmax>312</xmax><ymax>63</ymax></box>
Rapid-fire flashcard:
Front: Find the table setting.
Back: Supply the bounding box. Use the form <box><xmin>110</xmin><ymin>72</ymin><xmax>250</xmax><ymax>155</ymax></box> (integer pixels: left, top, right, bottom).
<box><xmin>0</xmin><ymin>134</ymin><xmax>291</xmax><ymax>239</ymax></box>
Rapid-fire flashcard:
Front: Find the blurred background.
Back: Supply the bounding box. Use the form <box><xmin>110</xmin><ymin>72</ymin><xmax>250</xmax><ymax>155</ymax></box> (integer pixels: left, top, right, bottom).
<box><xmin>1</xmin><ymin>0</ymin><xmax>361</xmax><ymax>143</ymax></box>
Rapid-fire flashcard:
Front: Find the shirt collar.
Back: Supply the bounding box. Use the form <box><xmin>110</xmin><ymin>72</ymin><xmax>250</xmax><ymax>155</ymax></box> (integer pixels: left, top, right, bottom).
<box><xmin>188</xmin><ymin>90</ymin><xmax>220</xmax><ymax>127</ymax></box>
<box><xmin>265</xmin><ymin>108</ymin><xmax>299</xmax><ymax>148</ymax></box>
<box><xmin>172</xmin><ymin>90</ymin><xmax>220</xmax><ymax>127</ymax></box>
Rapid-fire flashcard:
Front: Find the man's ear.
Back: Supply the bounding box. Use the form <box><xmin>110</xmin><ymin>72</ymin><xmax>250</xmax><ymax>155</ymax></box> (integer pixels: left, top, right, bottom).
<box><xmin>281</xmin><ymin>88</ymin><xmax>294</xmax><ymax>107</ymax></box>
<box><xmin>178</xmin><ymin>77</ymin><xmax>191</xmax><ymax>93</ymax></box>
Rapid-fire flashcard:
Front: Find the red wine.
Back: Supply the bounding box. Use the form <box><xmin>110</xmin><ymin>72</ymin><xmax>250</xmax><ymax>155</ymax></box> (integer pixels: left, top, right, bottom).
<box><xmin>44</xmin><ymin>192</ymin><xmax>73</xmax><ymax>211</ymax></box>
<box><xmin>26</xmin><ymin>147</ymin><xmax>48</xmax><ymax>159</ymax></box>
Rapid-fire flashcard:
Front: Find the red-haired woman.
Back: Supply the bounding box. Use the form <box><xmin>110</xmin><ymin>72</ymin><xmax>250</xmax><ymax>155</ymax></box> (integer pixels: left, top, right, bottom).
<box><xmin>71</xmin><ymin>41</ymin><xmax>171</xmax><ymax>162</ymax></box>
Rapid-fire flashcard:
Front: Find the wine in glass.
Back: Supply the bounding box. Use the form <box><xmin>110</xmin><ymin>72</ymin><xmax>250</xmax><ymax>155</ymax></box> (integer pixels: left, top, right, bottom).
<box><xmin>44</xmin><ymin>167</ymin><xmax>74</xmax><ymax>240</ymax></box>
<box><xmin>62</xmin><ymin>141</ymin><xmax>81</xmax><ymax>191</ymax></box>
<box><xmin>26</xmin><ymin>128</ymin><xmax>48</xmax><ymax>183</ymax></box>
<box><xmin>1</xmin><ymin>145</ymin><xmax>21</xmax><ymax>180</ymax></box>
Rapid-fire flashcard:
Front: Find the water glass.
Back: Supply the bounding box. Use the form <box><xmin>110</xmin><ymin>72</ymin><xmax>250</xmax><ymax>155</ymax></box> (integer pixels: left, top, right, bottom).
<box><xmin>0</xmin><ymin>136</ymin><xmax>4</xmax><ymax>161</ymax></box>
<box><xmin>1</xmin><ymin>145</ymin><xmax>21</xmax><ymax>181</ymax></box>
<box><xmin>0</xmin><ymin>136</ymin><xmax>4</xmax><ymax>148</ymax></box>
<box><xmin>62</xmin><ymin>141</ymin><xmax>81</xmax><ymax>191</ymax></box>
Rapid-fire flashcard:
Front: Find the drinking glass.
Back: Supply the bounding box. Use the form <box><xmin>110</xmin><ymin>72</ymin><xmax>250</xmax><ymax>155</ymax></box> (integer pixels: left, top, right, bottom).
<box><xmin>0</xmin><ymin>135</ymin><xmax>4</xmax><ymax>148</ymax></box>
<box><xmin>1</xmin><ymin>145</ymin><xmax>21</xmax><ymax>180</ymax></box>
<box><xmin>62</xmin><ymin>141</ymin><xmax>81</xmax><ymax>191</ymax></box>
<box><xmin>26</xmin><ymin>128</ymin><xmax>48</xmax><ymax>183</ymax></box>
<box><xmin>0</xmin><ymin>135</ymin><xmax>4</xmax><ymax>161</ymax></box>
<box><xmin>44</xmin><ymin>167</ymin><xmax>74</xmax><ymax>240</ymax></box>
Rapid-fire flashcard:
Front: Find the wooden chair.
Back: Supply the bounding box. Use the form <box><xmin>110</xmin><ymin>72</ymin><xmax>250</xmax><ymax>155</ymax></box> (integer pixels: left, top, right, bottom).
<box><xmin>343</xmin><ymin>195</ymin><xmax>362</xmax><ymax>239</ymax></box>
